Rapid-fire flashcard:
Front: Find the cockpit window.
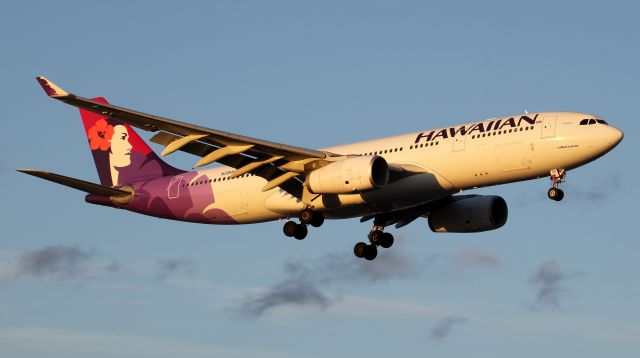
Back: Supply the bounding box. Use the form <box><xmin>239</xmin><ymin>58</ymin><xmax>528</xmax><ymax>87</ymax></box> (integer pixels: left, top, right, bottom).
<box><xmin>580</xmin><ymin>118</ymin><xmax>607</xmax><ymax>125</ymax></box>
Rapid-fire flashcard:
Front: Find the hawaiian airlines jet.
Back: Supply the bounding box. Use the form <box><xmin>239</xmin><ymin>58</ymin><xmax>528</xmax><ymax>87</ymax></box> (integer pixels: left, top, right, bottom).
<box><xmin>21</xmin><ymin>77</ymin><xmax>623</xmax><ymax>260</ymax></box>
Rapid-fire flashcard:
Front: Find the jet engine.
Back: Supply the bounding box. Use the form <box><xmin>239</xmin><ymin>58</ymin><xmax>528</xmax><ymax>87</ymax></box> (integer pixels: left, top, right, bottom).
<box><xmin>306</xmin><ymin>156</ymin><xmax>389</xmax><ymax>194</ymax></box>
<box><xmin>428</xmin><ymin>195</ymin><xmax>508</xmax><ymax>233</ymax></box>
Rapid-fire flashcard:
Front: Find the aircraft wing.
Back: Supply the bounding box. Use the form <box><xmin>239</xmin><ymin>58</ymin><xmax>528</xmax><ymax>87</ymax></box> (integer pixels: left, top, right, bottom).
<box><xmin>36</xmin><ymin>76</ymin><xmax>337</xmax><ymax>199</ymax></box>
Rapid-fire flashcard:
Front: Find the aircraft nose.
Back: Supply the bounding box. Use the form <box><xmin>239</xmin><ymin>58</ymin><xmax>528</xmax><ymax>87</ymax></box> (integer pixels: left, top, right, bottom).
<box><xmin>608</xmin><ymin>126</ymin><xmax>624</xmax><ymax>148</ymax></box>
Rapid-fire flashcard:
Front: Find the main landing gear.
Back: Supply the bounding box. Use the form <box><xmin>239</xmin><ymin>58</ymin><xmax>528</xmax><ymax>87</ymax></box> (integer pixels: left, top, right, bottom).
<box><xmin>353</xmin><ymin>225</ymin><xmax>394</xmax><ymax>261</ymax></box>
<box><xmin>547</xmin><ymin>169</ymin><xmax>566</xmax><ymax>201</ymax></box>
<box><xmin>283</xmin><ymin>208</ymin><xmax>324</xmax><ymax>240</ymax></box>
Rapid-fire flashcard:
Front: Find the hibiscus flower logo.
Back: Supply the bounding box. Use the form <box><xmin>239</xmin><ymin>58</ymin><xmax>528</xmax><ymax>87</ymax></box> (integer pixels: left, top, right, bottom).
<box><xmin>88</xmin><ymin>119</ymin><xmax>114</xmax><ymax>151</ymax></box>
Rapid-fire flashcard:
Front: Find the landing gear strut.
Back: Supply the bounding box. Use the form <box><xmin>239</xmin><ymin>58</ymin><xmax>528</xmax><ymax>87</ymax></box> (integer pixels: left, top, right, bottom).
<box><xmin>353</xmin><ymin>223</ymin><xmax>394</xmax><ymax>261</ymax></box>
<box><xmin>283</xmin><ymin>208</ymin><xmax>324</xmax><ymax>240</ymax></box>
<box><xmin>547</xmin><ymin>169</ymin><xmax>566</xmax><ymax>201</ymax></box>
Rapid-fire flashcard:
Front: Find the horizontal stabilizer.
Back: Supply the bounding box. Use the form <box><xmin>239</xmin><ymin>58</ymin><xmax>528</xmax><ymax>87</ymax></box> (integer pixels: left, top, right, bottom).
<box><xmin>17</xmin><ymin>169</ymin><xmax>133</xmax><ymax>197</ymax></box>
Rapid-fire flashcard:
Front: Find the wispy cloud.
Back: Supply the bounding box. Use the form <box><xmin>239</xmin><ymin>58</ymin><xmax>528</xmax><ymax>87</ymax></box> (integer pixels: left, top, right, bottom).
<box><xmin>103</xmin><ymin>260</ymin><xmax>126</xmax><ymax>274</ymax></box>
<box><xmin>155</xmin><ymin>258</ymin><xmax>197</xmax><ymax>280</ymax></box>
<box><xmin>0</xmin><ymin>246</ymin><xmax>200</xmax><ymax>284</ymax></box>
<box><xmin>566</xmin><ymin>173</ymin><xmax>623</xmax><ymax>203</ymax></box>
<box><xmin>433</xmin><ymin>248</ymin><xmax>501</xmax><ymax>279</ymax></box>
<box><xmin>239</xmin><ymin>280</ymin><xmax>331</xmax><ymax>318</ymax></box>
<box><xmin>453</xmin><ymin>248</ymin><xmax>501</xmax><ymax>270</ymax></box>
<box><xmin>529</xmin><ymin>259</ymin><xmax>580</xmax><ymax>311</ymax></box>
<box><xmin>15</xmin><ymin>246</ymin><xmax>95</xmax><ymax>280</ymax></box>
<box><xmin>237</xmin><ymin>251</ymin><xmax>422</xmax><ymax>318</ymax></box>
<box><xmin>429</xmin><ymin>315</ymin><xmax>468</xmax><ymax>340</ymax></box>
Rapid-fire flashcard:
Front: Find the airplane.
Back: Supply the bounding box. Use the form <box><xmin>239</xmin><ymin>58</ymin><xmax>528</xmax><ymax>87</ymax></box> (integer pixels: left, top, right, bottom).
<box><xmin>21</xmin><ymin>76</ymin><xmax>623</xmax><ymax>261</ymax></box>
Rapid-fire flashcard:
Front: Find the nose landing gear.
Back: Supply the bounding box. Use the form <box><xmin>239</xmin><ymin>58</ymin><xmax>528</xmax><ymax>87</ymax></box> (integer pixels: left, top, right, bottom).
<box><xmin>547</xmin><ymin>169</ymin><xmax>566</xmax><ymax>201</ymax></box>
<box><xmin>283</xmin><ymin>208</ymin><xmax>324</xmax><ymax>240</ymax></box>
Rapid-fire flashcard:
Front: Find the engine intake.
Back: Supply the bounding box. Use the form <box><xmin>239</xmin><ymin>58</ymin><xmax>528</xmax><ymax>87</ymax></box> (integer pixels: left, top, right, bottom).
<box><xmin>307</xmin><ymin>156</ymin><xmax>389</xmax><ymax>194</ymax></box>
<box><xmin>428</xmin><ymin>195</ymin><xmax>508</xmax><ymax>233</ymax></box>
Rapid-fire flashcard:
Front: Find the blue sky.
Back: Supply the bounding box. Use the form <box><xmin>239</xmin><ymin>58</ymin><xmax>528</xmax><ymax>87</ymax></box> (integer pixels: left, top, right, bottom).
<box><xmin>0</xmin><ymin>1</ymin><xmax>638</xmax><ymax>357</ymax></box>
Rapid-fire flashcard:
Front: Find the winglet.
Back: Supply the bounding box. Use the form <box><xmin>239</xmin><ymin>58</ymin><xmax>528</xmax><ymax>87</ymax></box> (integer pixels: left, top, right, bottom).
<box><xmin>35</xmin><ymin>76</ymin><xmax>69</xmax><ymax>97</ymax></box>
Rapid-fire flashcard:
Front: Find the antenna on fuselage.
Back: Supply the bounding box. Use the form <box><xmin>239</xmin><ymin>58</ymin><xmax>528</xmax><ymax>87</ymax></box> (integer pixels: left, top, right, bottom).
<box><xmin>524</xmin><ymin>109</ymin><xmax>529</xmax><ymax>114</ymax></box>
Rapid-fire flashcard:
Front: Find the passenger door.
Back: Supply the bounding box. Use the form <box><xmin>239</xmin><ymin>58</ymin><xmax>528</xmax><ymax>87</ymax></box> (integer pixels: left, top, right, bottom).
<box><xmin>541</xmin><ymin>115</ymin><xmax>557</xmax><ymax>138</ymax></box>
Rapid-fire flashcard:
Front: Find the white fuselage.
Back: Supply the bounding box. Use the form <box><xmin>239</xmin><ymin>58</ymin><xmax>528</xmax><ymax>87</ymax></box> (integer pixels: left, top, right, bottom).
<box><xmin>182</xmin><ymin>112</ymin><xmax>623</xmax><ymax>224</ymax></box>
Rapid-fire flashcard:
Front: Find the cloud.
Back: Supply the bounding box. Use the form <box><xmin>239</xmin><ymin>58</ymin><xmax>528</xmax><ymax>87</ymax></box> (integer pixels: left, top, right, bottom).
<box><xmin>567</xmin><ymin>173</ymin><xmax>623</xmax><ymax>203</ymax></box>
<box><xmin>239</xmin><ymin>280</ymin><xmax>330</xmax><ymax>318</ymax></box>
<box><xmin>15</xmin><ymin>246</ymin><xmax>94</xmax><ymax>279</ymax></box>
<box><xmin>429</xmin><ymin>315</ymin><xmax>468</xmax><ymax>340</ymax></box>
<box><xmin>433</xmin><ymin>248</ymin><xmax>501</xmax><ymax>279</ymax></box>
<box><xmin>529</xmin><ymin>259</ymin><xmax>579</xmax><ymax>311</ymax></box>
<box><xmin>0</xmin><ymin>246</ymin><xmax>132</xmax><ymax>282</ymax></box>
<box><xmin>103</xmin><ymin>260</ymin><xmax>126</xmax><ymax>274</ymax></box>
<box><xmin>453</xmin><ymin>248</ymin><xmax>501</xmax><ymax>270</ymax></box>
<box><xmin>155</xmin><ymin>258</ymin><xmax>197</xmax><ymax>279</ymax></box>
<box><xmin>237</xmin><ymin>251</ymin><xmax>422</xmax><ymax>318</ymax></box>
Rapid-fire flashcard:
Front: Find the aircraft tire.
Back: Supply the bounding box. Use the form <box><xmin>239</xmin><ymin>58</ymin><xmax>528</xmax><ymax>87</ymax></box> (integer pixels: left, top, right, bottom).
<box><xmin>293</xmin><ymin>224</ymin><xmax>308</xmax><ymax>240</ymax></box>
<box><xmin>547</xmin><ymin>188</ymin><xmax>564</xmax><ymax>201</ymax></box>
<box><xmin>299</xmin><ymin>209</ymin><xmax>314</xmax><ymax>225</ymax></box>
<box><xmin>369</xmin><ymin>230</ymin><xmax>383</xmax><ymax>245</ymax></box>
<box><xmin>283</xmin><ymin>221</ymin><xmax>298</xmax><ymax>237</ymax></box>
<box><xmin>363</xmin><ymin>245</ymin><xmax>378</xmax><ymax>261</ymax></box>
<box><xmin>310</xmin><ymin>212</ymin><xmax>325</xmax><ymax>227</ymax></box>
<box><xmin>380</xmin><ymin>232</ymin><xmax>394</xmax><ymax>248</ymax></box>
<box><xmin>354</xmin><ymin>242</ymin><xmax>367</xmax><ymax>258</ymax></box>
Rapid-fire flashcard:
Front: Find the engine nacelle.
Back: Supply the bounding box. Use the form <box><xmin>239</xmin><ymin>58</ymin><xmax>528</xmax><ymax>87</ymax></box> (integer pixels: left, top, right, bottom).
<box><xmin>307</xmin><ymin>156</ymin><xmax>389</xmax><ymax>194</ymax></box>
<box><xmin>428</xmin><ymin>195</ymin><xmax>508</xmax><ymax>233</ymax></box>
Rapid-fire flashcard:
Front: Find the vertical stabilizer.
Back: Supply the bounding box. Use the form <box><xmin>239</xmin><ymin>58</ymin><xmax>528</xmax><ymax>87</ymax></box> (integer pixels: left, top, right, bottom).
<box><xmin>78</xmin><ymin>97</ymin><xmax>183</xmax><ymax>186</ymax></box>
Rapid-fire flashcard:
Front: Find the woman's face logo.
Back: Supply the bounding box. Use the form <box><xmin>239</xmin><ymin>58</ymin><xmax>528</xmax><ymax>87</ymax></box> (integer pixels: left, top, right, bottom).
<box><xmin>109</xmin><ymin>125</ymin><xmax>132</xmax><ymax>167</ymax></box>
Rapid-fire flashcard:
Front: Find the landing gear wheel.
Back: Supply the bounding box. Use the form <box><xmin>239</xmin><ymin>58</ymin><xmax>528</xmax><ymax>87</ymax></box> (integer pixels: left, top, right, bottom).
<box><xmin>363</xmin><ymin>245</ymin><xmax>378</xmax><ymax>261</ymax></box>
<box><xmin>300</xmin><ymin>209</ymin><xmax>324</xmax><ymax>227</ymax></box>
<box><xmin>283</xmin><ymin>221</ymin><xmax>298</xmax><ymax>237</ymax></box>
<box><xmin>379</xmin><ymin>232</ymin><xmax>394</xmax><ymax>249</ymax></box>
<box><xmin>293</xmin><ymin>224</ymin><xmax>308</xmax><ymax>240</ymax></box>
<box><xmin>299</xmin><ymin>209</ymin><xmax>314</xmax><ymax>225</ymax></box>
<box><xmin>310</xmin><ymin>213</ymin><xmax>325</xmax><ymax>228</ymax></box>
<box><xmin>547</xmin><ymin>188</ymin><xmax>564</xmax><ymax>201</ymax></box>
<box><xmin>369</xmin><ymin>230</ymin><xmax>383</xmax><ymax>245</ymax></box>
<box><xmin>354</xmin><ymin>242</ymin><xmax>367</xmax><ymax>258</ymax></box>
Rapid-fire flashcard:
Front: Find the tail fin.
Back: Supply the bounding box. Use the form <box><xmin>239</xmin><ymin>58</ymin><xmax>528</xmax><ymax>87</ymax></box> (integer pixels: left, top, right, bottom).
<box><xmin>79</xmin><ymin>97</ymin><xmax>183</xmax><ymax>186</ymax></box>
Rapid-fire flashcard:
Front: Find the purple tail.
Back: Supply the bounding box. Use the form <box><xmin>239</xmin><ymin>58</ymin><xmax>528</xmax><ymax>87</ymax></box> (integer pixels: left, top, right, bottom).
<box><xmin>79</xmin><ymin>97</ymin><xmax>183</xmax><ymax>186</ymax></box>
